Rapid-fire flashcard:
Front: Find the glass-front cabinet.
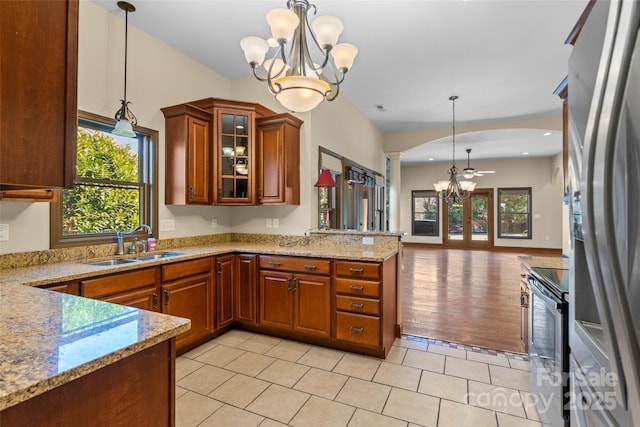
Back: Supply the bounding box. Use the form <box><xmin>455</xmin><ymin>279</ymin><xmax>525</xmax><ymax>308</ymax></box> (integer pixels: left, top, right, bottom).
<box><xmin>215</xmin><ymin>108</ymin><xmax>255</xmax><ymax>205</ymax></box>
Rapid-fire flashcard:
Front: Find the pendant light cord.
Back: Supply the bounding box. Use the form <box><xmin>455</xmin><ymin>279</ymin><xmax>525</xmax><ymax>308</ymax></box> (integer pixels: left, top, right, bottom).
<box><xmin>450</xmin><ymin>95</ymin><xmax>458</xmax><ymax>167</ymax></box>
<box><xmin>123</xmin><ymin>8</ymin><xmax>129</xmax><ymax>101</ymax></box>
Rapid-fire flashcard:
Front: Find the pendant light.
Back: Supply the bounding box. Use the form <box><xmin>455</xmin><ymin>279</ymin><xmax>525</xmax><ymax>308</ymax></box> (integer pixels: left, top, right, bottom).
<box><xmin>462</xmin><ymin>148</ymin><xmax>476</xmax><ymax>179</ymax></box>
<box><xmin>113</xmin><ymin>1</ymin><xmax>138</xmax><ymax>137</ymax></box>
<box><xmin>433</xmin><ymin>96</ymin><xmax>477</xmax><ymax>203</ymax></box>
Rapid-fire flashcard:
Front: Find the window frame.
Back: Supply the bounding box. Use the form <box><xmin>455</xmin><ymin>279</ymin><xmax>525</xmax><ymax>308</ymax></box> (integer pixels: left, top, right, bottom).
<box><xmin>497</xmin><ymin>187</ymin><xmax>532</xmax><ymax>239</ymax></box>
<box><xmin>411</xmin><ymin>190</ymin><xmax>440</xmax><ymax>237</ymax></box>
<box><xmin>50</xmin><ymin>111</ymin><xmax>158</xmax><ymax>248</ymax></box>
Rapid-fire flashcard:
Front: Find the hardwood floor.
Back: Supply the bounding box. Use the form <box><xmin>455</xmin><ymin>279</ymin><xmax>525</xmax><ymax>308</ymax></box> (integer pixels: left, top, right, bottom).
<box><xmin>400</xmin><ymin>245</ymin><xmax>560</xmax><ymax>353</ymax></box>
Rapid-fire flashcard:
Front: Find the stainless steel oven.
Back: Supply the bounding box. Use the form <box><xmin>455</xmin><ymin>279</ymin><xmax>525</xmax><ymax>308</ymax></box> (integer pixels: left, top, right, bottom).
<box><xmin>528</xmin><ymin>267</ymin><xmax>569</xmax><ymax>427</ymax></box>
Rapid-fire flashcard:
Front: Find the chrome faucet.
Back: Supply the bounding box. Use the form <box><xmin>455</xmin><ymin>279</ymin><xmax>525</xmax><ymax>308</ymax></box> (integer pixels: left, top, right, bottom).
<box><xmin>128</xmin><ymin>237</ymin><xmax>147</xmax><ymax>254</ymax></box>
<box><xmin>115</xmin><ymin>224</ymin><xmax>152</xmax><ymax>255</ymax></box>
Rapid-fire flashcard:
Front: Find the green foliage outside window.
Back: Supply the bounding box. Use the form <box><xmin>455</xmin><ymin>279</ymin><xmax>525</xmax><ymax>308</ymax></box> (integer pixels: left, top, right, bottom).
<box><xmin>498</xmin><ymin>188</ymin><xmax>531</xmax><ymax>238</ymax></box>
<box><xmin>62</xmin><ymin>129</ymin><xmax>140</xmax><ymax>235</ymax></box>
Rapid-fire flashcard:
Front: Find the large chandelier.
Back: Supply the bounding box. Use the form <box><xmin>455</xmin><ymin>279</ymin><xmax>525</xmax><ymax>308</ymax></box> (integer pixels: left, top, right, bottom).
<box><xmin>240</xmin><ymin>0</ymin><xmax>358</xmax><ymax>113</ymax></box>
<box><xmin>433</xmin><ymin>96</ymin><xmax>477</xmax><ymax>203</ymax></box>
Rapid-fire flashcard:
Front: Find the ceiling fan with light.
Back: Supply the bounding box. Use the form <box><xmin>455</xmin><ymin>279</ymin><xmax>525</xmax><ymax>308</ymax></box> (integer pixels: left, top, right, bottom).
<box><xmin>461</xmin><ymin>148</ymin><xmax>496</xmax><ymax>178</ymax></box>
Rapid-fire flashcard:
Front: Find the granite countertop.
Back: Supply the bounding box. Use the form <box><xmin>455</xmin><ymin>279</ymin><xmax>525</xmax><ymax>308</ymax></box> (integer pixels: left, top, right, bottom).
<box><xmin>0</xmin><ymin>283</ymin><xmax>190</xmax><ymax>411</ymax></box>
<box><xmin>0</xmin><ymin>241</ymin><xmax>399</xmax><ymax>288</ymax></box>
<box><xmin>518</xmin><ymin>255</ymin><xmax>570</xmax><ymax>270</ymax></box>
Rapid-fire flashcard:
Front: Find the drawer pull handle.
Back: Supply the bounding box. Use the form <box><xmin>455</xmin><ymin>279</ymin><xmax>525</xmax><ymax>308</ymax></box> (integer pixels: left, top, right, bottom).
<box><xmin>269</xmin><ymin>261</ymin><xmax>281</xmax><ymax>266</ymax></box>
<box><xmin>304</xmin><ymin>264</ymin><xmax>317</xmax><ymax>270</ymax></box>
<box><xmin>152</xmin><ymin>293</ymin><xmax>158</xmax><ymax>310</ymax></box>
<box><xmin>163</xmin><ymin>289</ymin><xmax>170</xmax><ymax>305</ymax></box>
<box><xmin>349</xmin><ymin>285</ymin><xmax>364</xmax><ymax>291</ymax></box>
<box><xmin>350</xmin><ymin>303</ymin><xmax>364</xmax><ymax>309</ymax></box>
<box><xmin>350</xmin><ymin>326</ymin><xmax>365</xmax><ymax>333</ymax></box>
<box><xmin>349</xmin><ymin>268</ymin><xmax>365</xmax><ymax>273</ymax></box>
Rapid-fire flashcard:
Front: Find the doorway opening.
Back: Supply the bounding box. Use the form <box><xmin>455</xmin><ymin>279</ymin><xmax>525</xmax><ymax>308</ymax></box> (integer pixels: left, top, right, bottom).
<box><xmin>443</xmin><ymin>189</ymin><xmax>494</xmax><ymax>249</ymax></box>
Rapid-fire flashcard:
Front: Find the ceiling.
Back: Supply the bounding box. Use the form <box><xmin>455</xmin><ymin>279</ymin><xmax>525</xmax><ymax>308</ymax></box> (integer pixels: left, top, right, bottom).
<box><xmin>92</xmin><ymin>0</ymin><xmax>587</xmax><ymax>164</ymax></box>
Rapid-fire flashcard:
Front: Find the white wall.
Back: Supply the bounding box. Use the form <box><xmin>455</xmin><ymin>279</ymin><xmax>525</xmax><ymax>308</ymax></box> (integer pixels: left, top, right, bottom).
<box><xmin>0</xmin><ymin>1</ymin><xmax>387</xmax><ymax>254</ymax></box>
<box><xmin>400</xmin><ymin>155</ymin><xmax>564</xmax><ymax>249</ymax></box>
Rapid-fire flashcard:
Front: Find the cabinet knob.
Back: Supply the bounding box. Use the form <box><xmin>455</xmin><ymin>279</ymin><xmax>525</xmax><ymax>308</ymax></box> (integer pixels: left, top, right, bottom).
<box><xmin>152</xmin><ymin>293</ymin><xmax>158</xmax><ymax>309</ymax></box>
<box><xmin>164</xmin><ymin>289</ymin><xmax>170</xmax><ymax>305</ymax></box>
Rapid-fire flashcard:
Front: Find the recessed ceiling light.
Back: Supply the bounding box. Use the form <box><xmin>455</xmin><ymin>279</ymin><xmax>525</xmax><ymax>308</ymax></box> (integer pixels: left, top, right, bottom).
<box><xmin>543</xmin><ymin>132</ymin><xmax>552</xmax><ymax>136</ymax></box>
<box><xmin>522</xmin><ymin>152</ymin><xmax>530</xmax><ymax>155</ymax></box>
<box><xmin>428</xmin><ymin>157</ymin><xmax>434</xmax><ymax>161</ymax></box>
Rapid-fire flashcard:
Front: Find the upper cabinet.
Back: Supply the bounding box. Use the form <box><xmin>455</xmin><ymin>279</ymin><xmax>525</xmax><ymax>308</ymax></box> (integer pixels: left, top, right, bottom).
<box><xmin>0</xmin><ymin>0</ymin><xmax>78</xmax><ymax>190</ymax></box>
<box><xmin>161</xmin><ymin>104</ymin><xmax>212</xmax><ymax>205</ymax></box>
<box><xmin>215</xmin><ymin>107</ymin><xmax>256</xmax><ymax>205</ymax></box>
<box><xmin>256</xmin><ymin>114</ymin><xmax>303</xmax><ymax>205</ymax></box>
<box><xmin>162</xmin><ymin>98</ymin><xmax>303</xmax><ymax>206</ymax></box>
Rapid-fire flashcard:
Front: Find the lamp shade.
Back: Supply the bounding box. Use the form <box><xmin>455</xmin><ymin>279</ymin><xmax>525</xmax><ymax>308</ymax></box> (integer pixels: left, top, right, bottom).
<box><xmin>240</xmin><ymin>36</ymin><xmax>269</xmax><ymax>65</ymax></box>
<box><xmin>330</xmin><ymin>43</ymin><xmax>358</xmax><ymax>71</ymax></box>
<box><xmin>273</xmin><ymin>75</ymin><xmax>331</xmax><ymax>112</ymax></box>
<box><xmin>266</xmin><ymin>8</ymin><xmax>299</xmax><ymax>41</ymax></box>
<box><xmin>311</xmin><ymin>15</ymin><xmax>343</xmax><ymax>48</ymax></box>
<box><xmin>113</xmin><ymin>118</ymin><xmax>136</xmax><ymax>137</ymax></box>
<box><xmin>315</xmin><ymin>169</ymin><xmax>336</xmax><ymax>187</ymax></box>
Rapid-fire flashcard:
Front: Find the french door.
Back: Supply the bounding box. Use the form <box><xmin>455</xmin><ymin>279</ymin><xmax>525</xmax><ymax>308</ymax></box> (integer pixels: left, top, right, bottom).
<box><xmin>443</xmin><ymin>189</ymin><xmax>494</xmax><ymax>249</ymax></box>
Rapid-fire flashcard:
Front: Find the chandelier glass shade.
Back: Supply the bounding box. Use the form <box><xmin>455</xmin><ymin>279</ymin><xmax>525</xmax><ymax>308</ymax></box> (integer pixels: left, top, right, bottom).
<box><xmin>433</xmin><ymin>96</ymin><xmax>477</xmax><ymax>203</ymax></box>
<box><xmin>240</xmin><ymin>0</ymin><xmax>358</xmax><ymax>113</ymax></box>
<box><xmin>113</xmin><ymin>1</ymin><xmax>137</xmax><ymax>138</ymax></box>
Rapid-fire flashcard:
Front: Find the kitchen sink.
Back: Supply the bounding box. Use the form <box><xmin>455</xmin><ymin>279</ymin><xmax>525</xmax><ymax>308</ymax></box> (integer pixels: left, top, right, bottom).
<box><xmin>84</xmin><ymin>258</ymin><xmax>140</xmax><ymax>266</ymax></box>
<box><xmin>133</xmin><ymin>251</ymin><xmax>185</xmax><ymax>261</ymax></box>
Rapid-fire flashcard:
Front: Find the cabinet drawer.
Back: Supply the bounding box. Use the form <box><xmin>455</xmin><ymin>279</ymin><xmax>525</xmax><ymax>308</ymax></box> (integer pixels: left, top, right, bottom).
<box><xmin>335</xmin><ymin>261</ymin><xmax>380</xmax><ymax>280</ymax></box>
<box><xmin>336</xmin><ymin>295</ymin><xmax>380</xmax><ymax>316</ymax></box>
<box><xmin>162</xmin><ymin>257</ymin><xmax>212</xmax><ymax>281</ymax></box>
<box><xmin>82</xmin><ymin>268</ymin><xmax>157</xmax><ymax>299</ymax></box>
<box><xmin>259</xmin><ymin>255</ymin><xmax>330</xmax><ymax>275</ymax></box>
<box><xmin>335</xmin><ymin>278</ymin><xmax>380</xmax><ymax>298</ymax></box>
<box><xmin>336</xmin><ymin>312</ymin><xmax>380</xmax><ymax>347</ymax></box>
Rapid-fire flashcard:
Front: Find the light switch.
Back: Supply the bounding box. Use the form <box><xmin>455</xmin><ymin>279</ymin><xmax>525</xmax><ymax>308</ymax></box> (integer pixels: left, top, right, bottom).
<box><xmin>266</xmin><ymin>218</ymin><xmax>273</xmax><ymax>228</ymax></box>
<box><xmin>0</xmin><ymin>224</ymin><xmax>9</xmax><ymax>241</ymax></box>
<box><xmin>273</xmin><ymin>218</ymin><xmax>279</xmax><ymax>228</ymax></box>
<box><xmin>160</xmin><ymin>219</ymin><xmax>175</xmax><ymax>231</ymax></box>
<box><xmin>362</xmin><ymin>236</ymin><xmax>374</xmax><ymax>245</ymax></box>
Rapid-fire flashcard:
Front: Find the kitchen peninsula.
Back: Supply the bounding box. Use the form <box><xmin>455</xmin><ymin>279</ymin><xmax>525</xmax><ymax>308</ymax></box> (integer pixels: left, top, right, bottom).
<box><xmin>0</xmin><ymin>283</ymin><xmax>190</xmax><ymax>425</ymax></box>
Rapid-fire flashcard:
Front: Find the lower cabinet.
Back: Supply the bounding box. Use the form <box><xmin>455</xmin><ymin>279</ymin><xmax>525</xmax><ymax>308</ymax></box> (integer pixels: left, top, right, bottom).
<box><xmin>81</xmin><ymin>268</ymin><xmax>160</xmax><ymax>311</ymax></box>
<box><xmin>259</xmin><ymin>255</ymin><xmax>331</xmax><ymax>338</ymax></box>
<box><xmin>215</xmin><ymin>253</ymin><xmax>236</xmax><ymax>329</ymax></box>
<box><xmin>161</xmin><ymin>257</ymin><xmax>215</xmax><ymax>351</ymax></box>
<box><xmin>236</xmin><ymin>254</ymin><xmax>258</xmax><ymax>325</ymax></box>
<box><xmin>38</xmin><ymin>281</ymin><xmax>80</xmax><ymax>295</ymax></box>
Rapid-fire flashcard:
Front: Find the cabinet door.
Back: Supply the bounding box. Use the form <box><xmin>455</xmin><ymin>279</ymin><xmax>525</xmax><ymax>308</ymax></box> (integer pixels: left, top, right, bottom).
<box><xmin>293</xmin><ymin>273</ymin><xmax>331</xmax><ymax>337</ymax></box>
<box><xmin>236</xmin><ymin>254</ymin><xmax>258</xmax><ymax>325</ymax></box>
<box><xmin>103</xmin><ymin>286</ymin><xmax>159</xmax><ymax>312</ymax></box>
<box><xmin>216</xmin><ymin>254</ymin><xmax>235</xmax><ymax>329</ymax></box>
<box><xmin>259</xmin><ymin>271</ymin><xmax>293</xmax><ymax>330</ymax></box>
<box><xmin>40</xmin><ymin>281</ymin><xmax>80</xmax><ymax>295</ymax></box>
<box><xmin>0</xmin><ymin>0</ymin><xmax>78</xmax><ymax>189</ymax></box>
<box><xmin>215</xmin><ymin>108</ymin><xmax>255</xmax><ymax>205</ymax></box>
<box><xmin>256</xmin><ymin>114</ymin><xmax>302</xmax><ymax>205</ymax></box>
<box><xmin>162</xmin><ymin>273</ymin><xmax>214</xmax><ymax>350</ymax></box>
<box><xmin>187</xmin><ymin>115</ymin><xmax>211</xmax><ymax>204</ymax></box>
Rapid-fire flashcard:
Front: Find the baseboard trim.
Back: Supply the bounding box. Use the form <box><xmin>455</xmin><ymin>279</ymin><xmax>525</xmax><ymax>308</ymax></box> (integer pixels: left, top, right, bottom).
<box><xmin>402</xmin><ymin>242</ymin><xmax>562</xmax><ymax>256</ymax></box>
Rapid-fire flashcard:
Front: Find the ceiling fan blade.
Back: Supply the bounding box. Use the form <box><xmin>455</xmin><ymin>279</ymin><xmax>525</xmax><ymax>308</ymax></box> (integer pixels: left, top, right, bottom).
<box><xmin>476</xmin><ymin>170</ymin><xmax>496</xmax><ymax>174</ymax></box>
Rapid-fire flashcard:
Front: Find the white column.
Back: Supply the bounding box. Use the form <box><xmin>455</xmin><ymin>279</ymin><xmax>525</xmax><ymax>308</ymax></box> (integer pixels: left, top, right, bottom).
<box><xmin>388</xmin><ymin>152</ymin><xmax>402</xmax><ymax>232</ymax></box>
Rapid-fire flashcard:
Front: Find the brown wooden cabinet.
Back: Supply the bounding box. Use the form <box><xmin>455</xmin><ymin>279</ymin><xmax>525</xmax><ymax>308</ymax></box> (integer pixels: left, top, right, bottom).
<box><xmin>214</xmin><ymin>107</ymin><xmax>256</xmax><ymax>205</ymax></box>
<box><xmin>161</xmin><ymin>257</ymin><xmax>215</xmax><ymax>351</ymax></box>
<box><xmin>236</xmin><ymin>254</ymin><xmax>258</xmax><ymax>325</ymax></box>
<box><xmin>0</xmin><ymin>0</ymin><xmax>78</xmax><ymax>191</ymax></box>
<box><xmin>215</xmin><ymin>253</ymin><xmax>236</xmax><ymax>329</ymax></box>
<box><xmin>38</xmin><ymin>281</ymin><xmax>80</xmax><ymax>295</ymax></box>
<box><xmin>161</xmin><ymin>103</ymin><xmax>212</xmax><ymax>205</ymax></box>
<box><xmin>334</xmin><ymin>257</ymin><xmax>397</xmax><ymax>356</ymax></box>
<box><xmin>256</xmin><ymin>114</ymin><xmax>303</xmax><ymax>205</ymax></box>
<box><xmin>81</xmin><ymin>268</ymin><xmax>159</xmax><ymax>311</ymax></box>
<box><xmin>259</xmin><ymin>255</ymin><xmax>331</xmax><ymax>337</ymax></box>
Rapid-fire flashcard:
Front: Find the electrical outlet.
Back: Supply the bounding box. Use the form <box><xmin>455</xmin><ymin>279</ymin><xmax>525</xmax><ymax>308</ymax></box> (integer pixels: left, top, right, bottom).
<box><xmin>159</xmin><ymin>219</ymin><xmax>175</xmax><ymax>232</ymax></box>
<box><xmin>266</xmin><ymin>218</ymin><xmax>273</xmax><ymax>228</ymax></box>
<box><xmin>272</xmin><ymin>218</ymin><xmax>279</xmax><ymax>228</ymax></box>
<box><xmin>0</xmin><ymin>224</ymin><xmax>8</xmax><ymax>241</ymax></box>
<box><xmin>211</xmin><ymin>218</ymin><xmax>218</xmax><ymax>228</ymax></box>
<box><xmin>362</xmin><ymin>236</ymin><xmax>374</xmax><ymax>245</ymax></box>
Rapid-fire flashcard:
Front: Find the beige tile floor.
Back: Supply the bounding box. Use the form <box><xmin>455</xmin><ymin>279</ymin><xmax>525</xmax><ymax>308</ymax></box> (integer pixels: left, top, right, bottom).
<box><xmin>176</xmin><ymin>330</ymin><xmax>542</xmax><ymax>427</ymax></box>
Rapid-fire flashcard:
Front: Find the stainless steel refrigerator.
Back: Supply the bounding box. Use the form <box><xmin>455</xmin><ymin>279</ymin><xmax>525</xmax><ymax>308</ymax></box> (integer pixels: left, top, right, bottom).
<box><xmin>568</xmin><ymin>0</ymin><xmax>640</xmax><ymax>426</ymax></box>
